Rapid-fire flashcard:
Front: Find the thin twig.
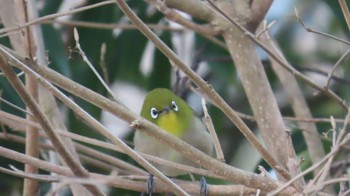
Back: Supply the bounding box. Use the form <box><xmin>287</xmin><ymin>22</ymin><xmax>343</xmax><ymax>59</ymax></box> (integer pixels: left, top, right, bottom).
<box><xmin>99</xmin><ymin>43</ymin><xmax>109</xmax><ymax>85</ymax></box>
<box><xmin>294</xmin><ymin>7</ymin><xmax>350</xmax><ymax>45</ymax></box>
<box><xmin>0</xmin><ymin>96</ymin><xmax>33</xmax><ymax>116</ymax></box>
<box><xmin>255</xmin><ymin>20</ymin><xmax>276</xmax><ymax>38</ymax></box>
<box><xmin>0</xmin><ymin>0</ymin><xmax>116</xmax><ymax>35</ymax></box>
<box><xmin>0</xmin><ymin>166</ymin><xmax>60</xmax><ymax>182</ymax></box>
<box><xmin>205</xmin><ymin>0</ymin><xmax>348</xmax><ymax>111</ymax></box>
<box><xmin>269</xmin><ymin>109</ymin><xmax>350</xmax><ymax>195</ymax></box>
<box><xmin>0</xmin><ymin>55</ymin><xmax>104</xmax><ymax>196</ymax></box>
<box><xmin>326</xmin><ymin>47</ymin><xmax>350</xmax><ymax>88</ymax></box>
<box><xmin>201</xmin><ymin>98</ymin><xmax>225</xmax><ymax>162</ymax></box>
<box><xmin>73</xmin><ymin>29</ymin><xmax>119</xmax><ymax>103</ymax></box>
<box><xmin>268</xmin><ymin>149</ymin><xmax>336</xmax><ymax>195</ymax></box>
<box><xmin>42</xmin><ymin>19</ymin><xmax>184</xmax><ymax>31</ymax></box>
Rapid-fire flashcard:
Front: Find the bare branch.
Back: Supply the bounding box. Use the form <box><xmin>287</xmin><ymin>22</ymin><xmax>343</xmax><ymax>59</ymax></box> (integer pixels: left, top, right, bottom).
<box><xmin>201</xmin><ymin>98</ymin><xmax>225</xmax><ymax>162</ymax></box>
<box><xmin>0</xmin><ymin>56</ymin><xmax>104</xmax><ymax>196</ymax></box>
<box><xmin>114</xmin><ymin>0</ymin><xmax>291</xmax><ymax>181</ymax></box>
<box><xmin>259</xmin><ymin>24</ymin><xmax>326</xmax><ymax>175</ymax></box>
<box><xmin>206</xmin><ymin>1</ymin><xmax>348</xmax><ymax>111</ymax></box>
<box><xmin>326</xmin><ymin>48</ymin><xmax>350</xmax><ymax>88</ymax></box>
<box><xmin>0</xmin><ymin>0</ymin><xmax>116</xmax><ymax>36</ymax></box>
<box><xmin>294</xmin><ymin>8</ymin><xmax>350</xmax><ymax>45</ymax></box>
<box><xmin>339</xmin><ymin>0</ymin><xmax>350</xmax><ymax>32</ymax></box>
<box><xmin>0</xmin><ymin>44</ymin><xmax>296</xmax><ymax>194</ymax></box>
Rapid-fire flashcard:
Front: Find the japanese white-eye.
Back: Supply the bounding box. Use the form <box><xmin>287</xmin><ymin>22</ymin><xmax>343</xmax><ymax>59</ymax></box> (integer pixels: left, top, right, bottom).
<box><xmin>134</xmin><ymin>88</ymin><xmax>213</xmax><ymax>176</ymax></box>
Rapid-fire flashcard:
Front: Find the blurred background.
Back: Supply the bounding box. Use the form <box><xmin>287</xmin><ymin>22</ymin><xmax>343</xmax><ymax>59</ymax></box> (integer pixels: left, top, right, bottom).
<box><xmin>0</xmin><ymin>0</ymin><xmax>349</xmax><ymax>195</ymax></box>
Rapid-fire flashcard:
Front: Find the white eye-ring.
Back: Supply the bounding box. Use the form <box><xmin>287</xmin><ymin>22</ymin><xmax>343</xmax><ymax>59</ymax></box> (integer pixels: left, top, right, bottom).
<box><xmin>150</xmin><ymin>107</ymin><xmax>158</xmax><ymax>119</ymax></box>
<box><xmin>171</xmin><ymin>101</ymin><xmax>178</xmax><ymax>112</ymax></box>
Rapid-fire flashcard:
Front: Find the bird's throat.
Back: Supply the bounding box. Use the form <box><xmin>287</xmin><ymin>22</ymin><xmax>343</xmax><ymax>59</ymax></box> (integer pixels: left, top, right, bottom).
<box><xmin>157</xmin><ymin>112</ymin><xmax>184</xmax><ymax>137</ymax></box>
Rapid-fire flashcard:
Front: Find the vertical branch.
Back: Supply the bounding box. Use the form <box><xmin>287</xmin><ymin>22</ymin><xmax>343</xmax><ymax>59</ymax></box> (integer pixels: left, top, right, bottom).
<box><xmin>15</xmin><ymin>0</ymin><xmax>40</xmax><ymax>194</ymax></box>
<box><xmin>24</xmin><ymin>1</ymin><xmax>92</xmax><ymax>195</ymax></box>
<box><xmin>222</xmin><ymin>27</ymin><xmax>294</xmax><ymax>178</ymax></box>
<box><xmin>210</xmin><ymin>0</ymin><xmax>301</xmax><ymax>182</ymax></box>
<box><xmin>201</xmin><ymin>98</ymin><xmax>225</xmax><ymax>162</ymax></box>
<box><xmin>259</xmin><ymin>26</ymin><xmax>325</xmax><ymax>176</ymax></box>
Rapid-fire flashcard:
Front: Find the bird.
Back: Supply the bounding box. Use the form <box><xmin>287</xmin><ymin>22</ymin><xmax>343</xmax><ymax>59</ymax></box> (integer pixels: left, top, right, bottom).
<box><xmin>134</xmin><ymin>88</ymin><xmax>213</xmax><ymax>194</ymax></box>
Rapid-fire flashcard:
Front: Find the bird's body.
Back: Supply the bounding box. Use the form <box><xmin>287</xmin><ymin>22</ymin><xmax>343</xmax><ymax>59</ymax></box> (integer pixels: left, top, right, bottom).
<box><xmin>134</xmin><ymin>88</ymin><xmax>213</xmax><ymax>176</ymax></box>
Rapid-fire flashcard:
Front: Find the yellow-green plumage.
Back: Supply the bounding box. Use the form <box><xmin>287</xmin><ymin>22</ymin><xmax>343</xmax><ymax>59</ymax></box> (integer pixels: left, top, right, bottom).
<box><xmin>134</xmin><ymin>88</ymin><xmax>213</xmax><ymax>176</ymax></box>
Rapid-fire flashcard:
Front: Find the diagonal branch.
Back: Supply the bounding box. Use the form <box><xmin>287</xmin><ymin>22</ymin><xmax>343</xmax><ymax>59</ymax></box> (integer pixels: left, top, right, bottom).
<box><xmin>115</xmin><ymin>0</ymin><xmax>291</xmax><ymax>181</ymax></box>
<box><xmin>0</xmin><ymin>45</ymin><xmax>296</xmax><ymax>194</ymax></box>
<box><xmin>205</xmin><ymin>0</ymin><xmax>348</xmax><ymax>111</ymax></box>
<box><xmin>0</xmin><ymin>57</ymin><xmax>104</xmax><ymax>196</ymax></box>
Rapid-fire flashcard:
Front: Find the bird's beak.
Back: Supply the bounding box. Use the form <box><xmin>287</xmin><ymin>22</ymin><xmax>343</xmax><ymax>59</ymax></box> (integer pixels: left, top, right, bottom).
<box><xmin>161</xmin><ymin>106</ymin><xmax>171</xmax><ymax>114</ymax></box>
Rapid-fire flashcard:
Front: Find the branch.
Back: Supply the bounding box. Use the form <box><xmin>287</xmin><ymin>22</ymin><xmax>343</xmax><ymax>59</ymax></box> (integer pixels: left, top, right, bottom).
<box><xmin>0</xmin><ymin>49</ymin><xmax>188</xmax><ymax>195</ymax></box>
<box><xmin>0</xmin><ymin>146</ymin><xmax>263</xmax><ymax>195</ymax></box>
<box><xmin>146</xmin><ymin>0</ymin><xmax>214</xmax><ymax>22</ymax></box>
<box><xmin>259</xmin><ymin>23</ymin><xmax>325</xmax><ymax>175</ymax></box>
<box><xmin>294</xmin><ymin>7</ymin><xmax>350</xmax><ymax>45</ymax></box>
<box><xmin>206</xmin><ymin>0</ymin><xmax>348</xmax><ymax>111</ymax></box>
<box><xmin>0</xmin><ymin>0</ymin><xmax>116</xmax><ymax>36</ymax></box>
<box><xmin>326</xmin><ymin>48</ymin><xmax>350</xmax><ymax>88</ymax></box>
<box><xmin>201</xmin><ymin>98</ymin><xmax>225</xmax><ymax>162</ymax></box>
<box><xmin>339</xmin><ymin>0</ymin><xmax>350</xmax><ymax>32</ymax></box>
<box><xmin>114</xmin><ymin>0</ymin><xmax>291</xmax><ymax>181</ymax></box>
<box><xmin>151</xmin><ymin>0</ymin><xmax>219</xmax><ymax>36</ymax></box>
<box><xmin>0</xmin><ymin>45</ymin><xmax>296</xmax><ymax>194</ymax></box>
<box><xmin>0</xmin><ymin>56</ymin><xmax>104</xmax><ymax>196</ymax></box>
<box><xmin>249</xmin><ymin>0</ymin><xmax>273</xmax><ymax>31</ymax></box>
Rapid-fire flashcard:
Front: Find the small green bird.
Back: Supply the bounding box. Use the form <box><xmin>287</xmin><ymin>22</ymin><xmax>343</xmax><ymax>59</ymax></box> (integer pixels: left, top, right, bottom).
<box><xmin>134</xmin><ymin>88</ymin><xmax>213</xmax><ymax>176</ymax></box>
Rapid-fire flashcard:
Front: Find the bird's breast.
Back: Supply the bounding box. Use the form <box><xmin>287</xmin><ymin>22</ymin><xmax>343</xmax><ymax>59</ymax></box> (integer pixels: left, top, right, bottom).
<box><xmin>157</xmin><ymin>112</ymin><xmax>185</xmax><ymax>137</ymax></box>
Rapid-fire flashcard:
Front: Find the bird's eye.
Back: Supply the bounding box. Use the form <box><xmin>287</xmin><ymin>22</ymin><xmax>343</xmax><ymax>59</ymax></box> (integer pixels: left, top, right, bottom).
<box><xmin>171</xmin><ymin>101</ymin><xmax>178</xmax><ymax>112</ymax></box>
<box><xmin>150</xmin><ymin>107</ymin><xmax>158</xmax><ymax>119</ymax></box>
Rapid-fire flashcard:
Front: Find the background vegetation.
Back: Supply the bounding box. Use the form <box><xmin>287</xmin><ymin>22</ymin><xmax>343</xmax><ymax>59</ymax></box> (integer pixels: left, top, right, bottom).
<box><xmin>0</xmin><ymin>0</ymin><xmax>350</xmax><ymax>195</ymax></box>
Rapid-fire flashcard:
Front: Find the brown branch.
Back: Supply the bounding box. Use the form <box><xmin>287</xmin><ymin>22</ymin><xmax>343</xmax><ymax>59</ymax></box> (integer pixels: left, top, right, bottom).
<box><xmin>0</xmin><ymin>0</ymin><xmax>116</xmax><ymax>35</ymax></box>
<box><xmin>202</xmin><ymin>98</ymin><xmax>224</xmax><ymax>162</ymax></box>
<box><xmin>271</xmin><ymin>111</ymin><xmax>350</xmax><ymax>195</ymax></box>
<box><xmin>248</xmin><ymin>0</ymin><xmax>273</xmax><ymax>31</ymax></box>
<box><xmin>0</xmin><ymin>49</ymin><xmax>189</xmax><ymax>195</ymax></box>
<box><xmin>0</xmin><ymin>132</ymin><xmax>135</xmax><ymax>175</ymax></box>
<box><xmin>213</xmin><ymin>0</ymin><xmax>298</xmax><ymax>182</ymax></box>
<box><xmin>19</xmin><ymin>0</ymin><xmax>40</xmax><ymax>194</ymax></box>
<box><xmin>114</xmin><ymin>0</ymin><xmax>292</xmax><ymax>182</ymax></box>
<box><xmin>43</xmin><ymin>19</ymin><xmax>184</xmax><ymax>31</ymax></box>
<box><xmin>0</xmin><ymin>145</ymin><xmax>262</xmax><ymax>195</ymax></box>
<box><xmin>146</xmin><ymin>0</ymin><xmax>214</xmax><ymax>22</ymax></box>
<box><xmin>206</xmin><ymin>0</ymin><xmax>348</xmax><ymax>111</ymax></box>
<box><xmin>0</xmin><ymin>57</ymin><xmax>104</xmax><ymax>196</ymax></box>
<box><xmin>295</xmin><ymin>8</ymin><xmax>350</xmax><ymax>45</ymax></box>
<box><xmin>0</xmin><ymin>166</ymin><xmax>60</xmax><ymax>182</ymax></box>
<box><xmin>0</xmin><ymin>45</ymin><xmax>296</xmax><ymax>194</ymax></box>
<box><xmin>0</xmin><ymin>126</ymin><xmax>224</xmax><ymax>180</ymax></box>
<box><xmin>0</xmin><ymin>96</ymin><xmax>32</xmax><ymax>115</ymax></box>
<box><xmin>339</xmin><ymin>0</ymin><xmax>350</xmax><ymax>32</ymax></box>
<box><xmin>326</xmin><ymin>47</ymin><xmax>350</xmax><ymax>88</ymax></box>
<box><xmin>99</xmin><ymin>43</ymin><xmax>109</xmax><ymax>85</ymax></box>
<box><xmin>152</xmin><ymin>0</ymin><xmax>219</xmax><ymax>36</ymax></box>
<box><xmin>259</xmin><ymin>25</ymin><xmax>325</xmax><ymax>176</ymax></box>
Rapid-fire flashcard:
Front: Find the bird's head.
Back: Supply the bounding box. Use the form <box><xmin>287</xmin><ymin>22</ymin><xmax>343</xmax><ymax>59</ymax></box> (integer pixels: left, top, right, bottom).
<box><xmin>141</xmin><ymin>88</ymin><xmax>193</xmax><ymax>136</ymax></box>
